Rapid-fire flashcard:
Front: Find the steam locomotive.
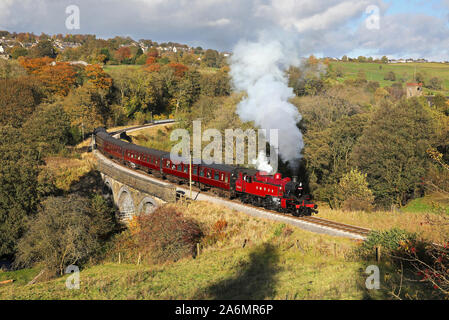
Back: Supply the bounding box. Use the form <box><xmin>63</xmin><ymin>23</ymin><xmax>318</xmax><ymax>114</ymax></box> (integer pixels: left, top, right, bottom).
<box><xmin>94</xmin><ymin>127</ymin><xmax>318</xmax><ymax>216</ymax></box>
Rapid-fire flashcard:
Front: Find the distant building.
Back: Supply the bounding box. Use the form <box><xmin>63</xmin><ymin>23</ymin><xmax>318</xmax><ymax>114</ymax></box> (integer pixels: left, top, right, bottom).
<box><xmin>406</xmin><ymin>83</ymin><xmax>423</xmax><ymax>98</ymax></box>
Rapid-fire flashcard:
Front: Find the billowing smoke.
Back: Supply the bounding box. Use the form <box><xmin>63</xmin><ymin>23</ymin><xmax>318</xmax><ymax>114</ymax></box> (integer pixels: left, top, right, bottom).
<box><xmin>230</xmin><ymin>31</ymin><xmax>304</xmax><ymax>173</ymax></box>
<box><xmin>252</xmin><ymin>150</ymin><xmax>274</xmax><ymax>174</ymax></box>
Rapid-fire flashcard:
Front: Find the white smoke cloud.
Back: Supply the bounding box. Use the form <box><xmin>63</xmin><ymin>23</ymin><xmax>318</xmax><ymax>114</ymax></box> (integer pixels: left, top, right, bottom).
<box><xmin>252</xmin><ymin>150</ymin><xmax>274</xmax><ymax>174</ymax></box>
<box><xmin>230</xmin><ymin>32</ymin><xmax>304</xmax><ymax>172</ymax></box>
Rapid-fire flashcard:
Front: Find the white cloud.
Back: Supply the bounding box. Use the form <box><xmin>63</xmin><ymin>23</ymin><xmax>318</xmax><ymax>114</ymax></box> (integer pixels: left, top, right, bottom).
<box><xmin>0</xmin><ymin>0</ymin><xmax>448</xmax><ymax>59</ymax></box>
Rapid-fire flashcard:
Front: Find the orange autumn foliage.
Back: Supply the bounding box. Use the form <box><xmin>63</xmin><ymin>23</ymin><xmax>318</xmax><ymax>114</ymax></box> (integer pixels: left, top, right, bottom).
<box><xmin>85</xmin><ymin>64</ymin><xmax>113</xmax><ymax>90</ymax></box>
<box><xmin>145</xmin><ymin>63</ymin><xmax>161</xmax><ymax>73</ymax></box>
<box><xmin>18</xmin><ymin>56</ymin><xmax>54</xmax><ymax>74</ymax></box>
<box><xmin>115</xmin><ymin>46</ymin><xmax>131</xmax><ymax>62</ymax></box>
<box><xmin>37</xmin><ymin>62</ymin><xmax>77</xmax><ymax>96</ymax></box>
<box><xmin>168</xmin><ymin>62</ymin><xmax>188</xmax><ymax>78</ymax></box>
<box><xmin>18</xmin><ymin>57</ymin><xmax>76</xmax><ymax>96</ymax></box>
<box><xmin>145</xmin><ymin>56</ymin><xmax>157</xmax><ymax>65</ymax></box>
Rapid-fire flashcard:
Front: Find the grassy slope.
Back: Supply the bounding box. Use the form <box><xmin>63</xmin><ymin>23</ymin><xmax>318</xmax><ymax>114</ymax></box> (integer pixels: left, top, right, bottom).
<box><xmin>331</xmin><ymin>61</ymin><xmax>449</xmax><ymax>95</ymax></box>
<box><xmin>0</xmin><ymin>201</ymin><xmax>370</xmax><ymax>300</ymax></box>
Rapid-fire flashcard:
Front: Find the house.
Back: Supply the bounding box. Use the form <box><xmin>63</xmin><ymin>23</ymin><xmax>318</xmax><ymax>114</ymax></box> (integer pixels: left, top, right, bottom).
<box><xmin>406</xmin><ymin>83</ymin><xmax>423</xmax><ymax>98</ymax></box>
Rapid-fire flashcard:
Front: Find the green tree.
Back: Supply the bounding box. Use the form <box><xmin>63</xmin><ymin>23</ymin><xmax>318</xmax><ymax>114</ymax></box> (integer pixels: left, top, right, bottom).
<box><xmin>384</xmin><ymin>71</ymin><xmax>396</xmax><ymax>81</ymax></box>
<box><xmin>0</xmin><ymin>78</ymin><xmax>43</xmax><ymax>128</ymax></box>
<box><xmin>0</xmin><ymin>127</ymin><xmax>41</xmax><ymax>257</ymax></box>
<box><xmin>352</xmin><ymin>98</ymin><xmax>435</xmax><ymax>207</ymax></box>
<box><xmin>427</xmin><ymin>77</ymin><xmax>442</xmax><ymax>90</ymax></box>
<box><xmin>22</xmin><ymin>103</ymin><xmax>72</xmax><ymax>154</ymax></box>
<box><xmin>175</xmin><ymin>70</ymin><xmax>201</xmax><ymax>112</ymax></box>
<box><xmin>381</xmin><ymin>56</ymin><xmax>389</xmax><ymax>64</ymax></box>
<box><xmin>30</xmin><ymin>40</ymin><xmax>56</xmax><ymax>58</ymax></box>
<box><xmin>11</xmin><ymin>46</ymin><xmax>28</xmax><ymax>59</ymax></box>
<box><xmin>204</xmin><ymin>49</ymin><xmax>219</xmax><ymax>68</ymax></box>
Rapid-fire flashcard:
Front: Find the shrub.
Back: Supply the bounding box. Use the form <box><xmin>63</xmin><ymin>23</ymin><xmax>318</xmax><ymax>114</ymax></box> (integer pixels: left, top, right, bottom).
<box><xmin>202</xmin><ymin>219</ymin><xmax>228</xmax><ymax>246</ymax></box>
<box><xmin>427</xmin><ymin>77</ymin><xmax>442</xmax><ymax>90</ymax></box>
<box><xmin>384</xmin><ymin>71</ymin><xmax>396</xmax><ymax>81</ymax></box>
<box><xmin>130</xmin><ymin>206</ymin><xmax>203</xmax><ymax>263</ymax></box>
<box><xmin>357</xmin><ymin>228</ymin><xmax>418</xmax><ymax>259</ymax></box>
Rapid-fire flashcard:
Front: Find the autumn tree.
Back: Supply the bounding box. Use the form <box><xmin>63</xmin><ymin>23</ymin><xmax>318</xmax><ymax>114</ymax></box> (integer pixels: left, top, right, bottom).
<box><xmin>168</xmin><ymin>62</ymin><xmax>188</xmax><ymax>78</ymax></box>
<box><xmin>18</xmin><ymin>56</ymin><xmax>54</xmax><ymax>74</ymax></box>
<box><xmin>15</xmin><ymin>195</ymin><xmax>117</xmax><ymax>275</ymax></box>
<box><xmin>338</xmin><ymin>169</ymin><xmax>374</xmax><ymax>211</ymax></box>
<box><xmin>84</xmin><ymin>64</ymin><xmax>113</xmax><ymax>91</ymax></box>
<box><xmin>36</xmin><ymin>62</ymin><xmax>77</xmax><ymax>96</ymax></box>
<box><xmin>115</xmin><ymin>46</ymin><xmax>132</xmax><ymax>63</ymax></box>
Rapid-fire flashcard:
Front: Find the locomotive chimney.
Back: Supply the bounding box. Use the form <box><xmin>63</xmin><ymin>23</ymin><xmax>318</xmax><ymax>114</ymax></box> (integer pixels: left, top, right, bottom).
<box><xmin>292</xmin><ymin>176</ymin><xmax>298</xmax><ymax>183</ymax></box>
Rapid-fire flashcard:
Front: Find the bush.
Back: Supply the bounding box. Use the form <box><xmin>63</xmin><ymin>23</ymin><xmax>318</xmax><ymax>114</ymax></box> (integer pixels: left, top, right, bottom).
<box><xmin>357</xmin><ymin>228</ymin><xmax>418</xmax><ymax>259</ymax></box>
<box><xmin>427</xmin><ymin>77</ymin><xmax>442</xmax><ymax>90</ymax></box>
<box><xmin>15</xmin><ymin>195</ymin><xmax>117</xmax><ymax>276</ymax></box>
<box><xmin>384</xmin><ymin>71</ymin><xmax>396</xmax><ymax>81</ymax></box>
<box><xmin>129</xmin><ymin>206</ymin><xmax>203</xmax><ymax>263</ymax></box>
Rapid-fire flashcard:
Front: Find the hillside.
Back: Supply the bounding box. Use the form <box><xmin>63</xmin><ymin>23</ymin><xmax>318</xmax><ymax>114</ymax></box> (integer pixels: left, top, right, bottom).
<box><xmin>330</xmin><ymin>61</ymin><xmax>449</xmax><ymax>95</ymax></box>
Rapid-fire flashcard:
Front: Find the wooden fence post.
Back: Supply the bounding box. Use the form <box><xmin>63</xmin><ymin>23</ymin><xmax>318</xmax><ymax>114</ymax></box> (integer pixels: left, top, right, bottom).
<box><xmin>376</xmin><ymin>246</ymin><xmax>381</xmax><ymax>262</ymax></box>
<box><xmin>197</xmin><ymin>243</ymin><xmax>200</xmax><ymax>257</ymax></box>
<box><xmin>118</xmin><ymin>252</ymin><xmax>121</xmax><ymax>264</ymax></box>
<box><xmin>137</xmin><ymin>253</ymin><xmax>141</xmax><ymax>265</ymax></box>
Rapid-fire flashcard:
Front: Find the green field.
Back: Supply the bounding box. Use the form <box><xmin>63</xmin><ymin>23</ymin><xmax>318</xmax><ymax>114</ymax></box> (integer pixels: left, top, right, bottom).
<box><xmin>103</xmin><ymin>64</ymin><xmax>141</xmax><ymax>72</ymax></box>
<box><xmin>330</xmin><ymin>61</ymin><xmax>449</xmax><ymax>95</ymax></box>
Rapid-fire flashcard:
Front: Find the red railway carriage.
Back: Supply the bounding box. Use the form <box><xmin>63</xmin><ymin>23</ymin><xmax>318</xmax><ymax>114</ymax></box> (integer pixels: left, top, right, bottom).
<box><xmin>93</xmin><ymin>127</ymin><xmax>317</xmax><ymax>216</ymax></box>
<box><xmin>123</xmin><ymin>144</ymin><xmax>167</xmax><ymax>172</ymax></box>
<box><xmin>161</xmin><ymin>156</ymin><xmax>233</xmax><ymax>191</ymax></box>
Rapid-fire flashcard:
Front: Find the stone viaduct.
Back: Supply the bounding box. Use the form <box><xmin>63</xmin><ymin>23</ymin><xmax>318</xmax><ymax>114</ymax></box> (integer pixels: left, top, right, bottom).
<box><xmin>95</xmin><ymin>150</ymin><xmax>177</xmax><ymax>221</ymax></box>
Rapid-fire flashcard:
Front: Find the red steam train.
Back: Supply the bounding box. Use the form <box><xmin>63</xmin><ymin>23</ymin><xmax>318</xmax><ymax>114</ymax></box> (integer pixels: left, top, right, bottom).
<box><xmin>94</xmin><ymin>127</ymin><xmax>318</xmax><ymax>216</ymax></box>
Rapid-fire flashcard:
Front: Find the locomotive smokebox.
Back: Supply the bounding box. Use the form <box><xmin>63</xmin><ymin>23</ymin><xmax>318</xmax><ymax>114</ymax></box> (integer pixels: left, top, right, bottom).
<box><xmin>292</xmin><ymin>176</ymin><xmax>298</xmax><ymax>183</ymax></box>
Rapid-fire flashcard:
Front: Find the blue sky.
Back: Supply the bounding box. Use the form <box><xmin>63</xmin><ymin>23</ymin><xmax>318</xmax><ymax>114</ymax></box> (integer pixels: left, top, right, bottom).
<box><xmin>1</xmin><ymin>0</ymin><xmax>449</xmax><ymax>60</ymax></box>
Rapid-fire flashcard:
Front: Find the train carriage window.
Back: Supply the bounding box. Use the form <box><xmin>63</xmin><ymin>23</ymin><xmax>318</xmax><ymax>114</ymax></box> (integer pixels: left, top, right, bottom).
<box><xmin>225</xmin><ymin>175</ymin><xmax>229</xmax><ymax>183</ymax></box>
<box><xmin>166</xmin><ymin>161</ymin><xmax>170</xmax><ymax>168</ymax></box>
<box><xmin>193</xmin><ymin>167</ymin><xmax>198</xmax><ymax>175</ymax></box>
<box><xmin>177</xmin><ymin>164</ymin><xmax>182</xmax><ymax>171</ymax></box>
<box><xmin>172</xmin><ymin>164</ymin><xmax>176</xmax><ymax>170</ymax></box>
<box><xmin>214</xmin><ymin>172</ymin><xmax>219</xmax><ymax>180</ymax></box>
<box><xmin>200</xmin><ymin>168</ymin><xmax>204</xmax><ymax>177</ymax></box>
<box><xmin>220</xmin><ymin>173</ymin><xmax>224</xmax><ymax>181</ymax></box>
<box><xmin>206</xmin><ymin>171</ymin><xmax>211</xmax><ymax>179</ymax></box>
<box><xmin>184</xmin><ymin>165</ymin><xmax>188</xmax><ymax>173</ymax></box>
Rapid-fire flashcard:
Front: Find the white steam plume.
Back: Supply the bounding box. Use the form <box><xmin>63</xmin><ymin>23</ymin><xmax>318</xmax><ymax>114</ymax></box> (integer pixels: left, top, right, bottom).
<box><xmin>230</xmin><ymin>32</ymin><xmax>303</xmax><ymax>172</ymax></box>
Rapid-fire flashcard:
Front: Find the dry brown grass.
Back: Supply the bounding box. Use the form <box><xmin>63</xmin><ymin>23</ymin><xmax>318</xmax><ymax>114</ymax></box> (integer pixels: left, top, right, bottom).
<box><xmin>164</xmin><ymin>201</ymin><xmax>357</xmax><ymax>258</ymax></box>
<box><xmin>44</xmin><ymin>153</ymin><xmax>96</xmax><ymax>191</ymax></box>
<box><xmin>318</xmin><ymin>207</ymin><xmax>449</xmax><ymax>244</ymax></box>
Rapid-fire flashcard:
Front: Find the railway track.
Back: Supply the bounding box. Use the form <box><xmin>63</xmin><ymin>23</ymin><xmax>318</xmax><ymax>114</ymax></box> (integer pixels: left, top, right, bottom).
<box><xmin>96</xmin><ymin>122</ymin><xmax>373</xmax><ymax>239</ymax></box>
